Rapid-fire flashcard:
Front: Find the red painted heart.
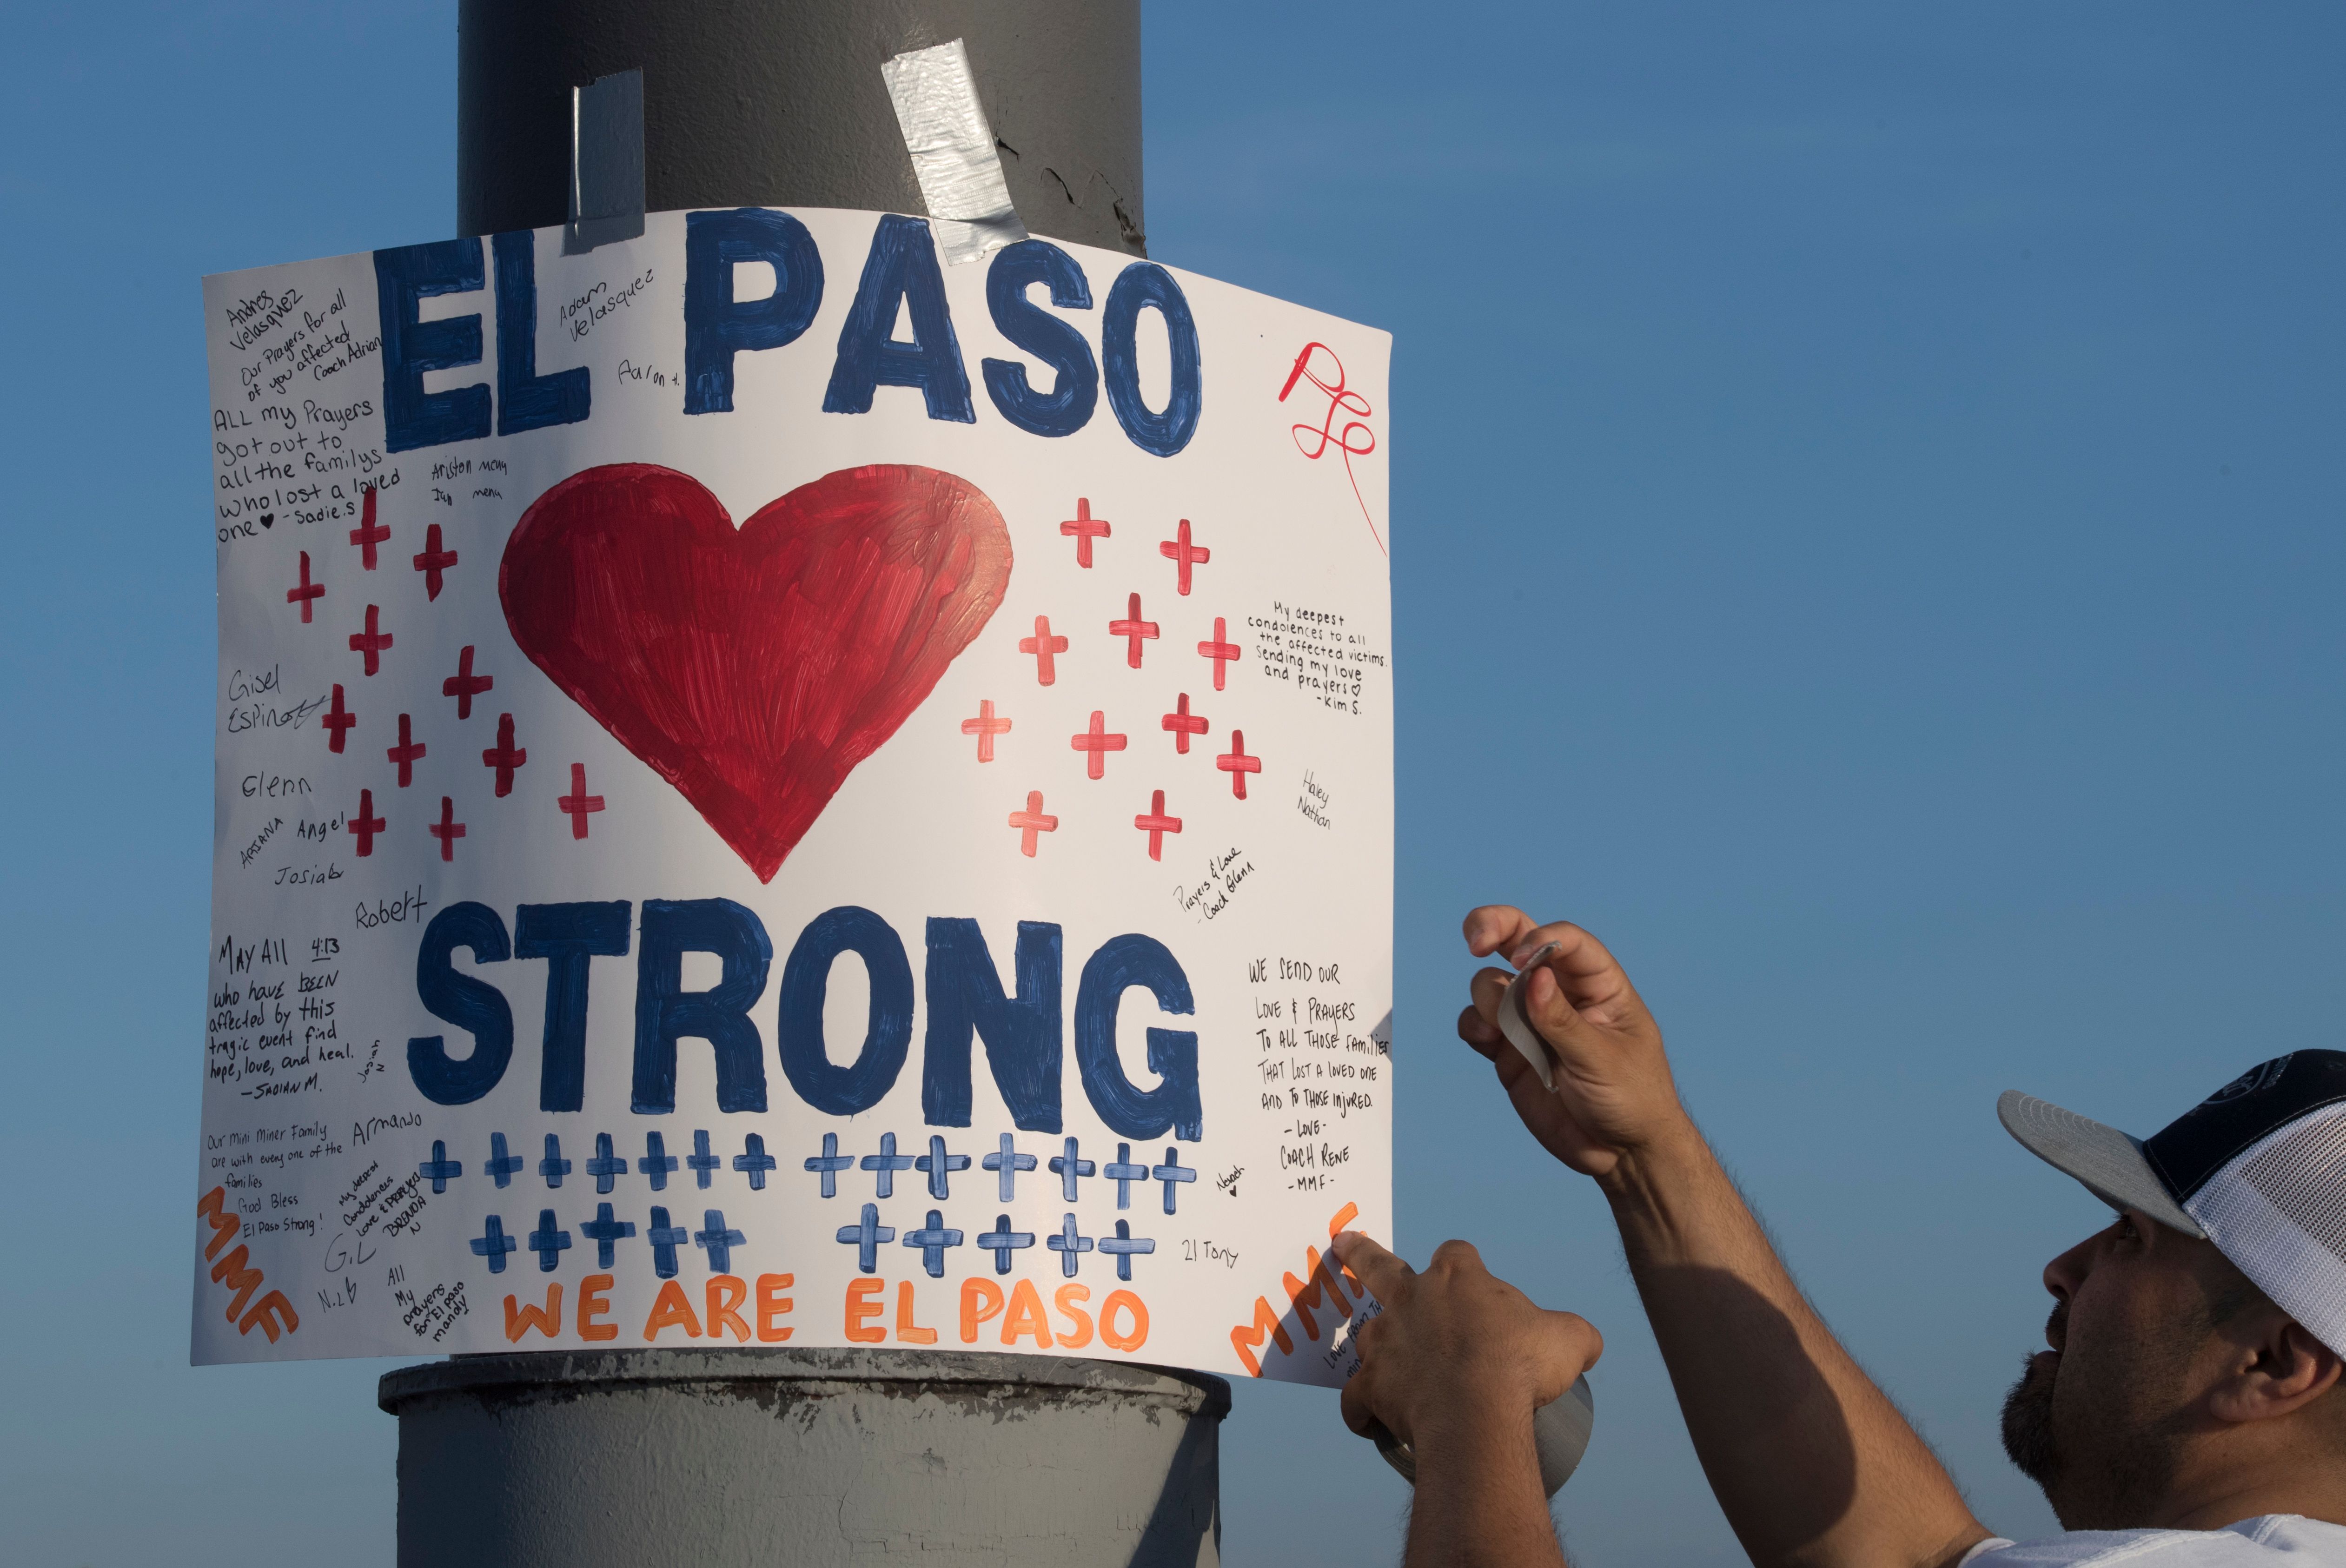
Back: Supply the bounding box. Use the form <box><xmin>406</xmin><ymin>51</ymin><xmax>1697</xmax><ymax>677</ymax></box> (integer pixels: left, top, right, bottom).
<box><xmin>501</xmin><ymin>463</ymin><xmax>1012</xmax><ymax>881</ymax></box>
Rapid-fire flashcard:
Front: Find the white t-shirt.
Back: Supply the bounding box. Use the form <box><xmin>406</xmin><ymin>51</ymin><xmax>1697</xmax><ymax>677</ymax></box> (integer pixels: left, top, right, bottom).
<box><xmin>1962</xmin><ymin>1516</ymin><xmax>2346</xmax><ymax>1566</ymax></box>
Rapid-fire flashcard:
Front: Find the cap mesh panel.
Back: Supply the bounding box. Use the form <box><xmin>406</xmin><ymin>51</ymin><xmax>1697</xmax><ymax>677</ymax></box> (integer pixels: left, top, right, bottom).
<box><xmin>2187</xmin><ymin>1102</ymin><xmax>2346</xmax><ymax>1357</ymax></box>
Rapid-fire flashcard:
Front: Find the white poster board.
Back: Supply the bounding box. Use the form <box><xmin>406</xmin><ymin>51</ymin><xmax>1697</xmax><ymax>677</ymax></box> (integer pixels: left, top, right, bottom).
<box><xmin>197</xmin><ymin>209</ymin><xmax>1390</xmax><ymax>1383</ymax></box>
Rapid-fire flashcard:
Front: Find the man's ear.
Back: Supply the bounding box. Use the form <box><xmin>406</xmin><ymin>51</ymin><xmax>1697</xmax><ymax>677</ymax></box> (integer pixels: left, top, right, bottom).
<box><xmin>2208</xmin><ymin>1316</ymin><xmax>2343</xmax><ymax>1424</ymax></box>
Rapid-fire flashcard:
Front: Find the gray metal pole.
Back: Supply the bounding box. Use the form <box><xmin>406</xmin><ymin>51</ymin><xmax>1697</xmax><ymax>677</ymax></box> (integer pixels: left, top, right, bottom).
<box><xmin>390</xmin><ymin>13</ymin><xmax>1216</xmax><ymax>1565</ymax></box>
<box><xmin>455</xmin><ymin>0</ymin><xmax>1145</xmax><ymax>254</ymax></box>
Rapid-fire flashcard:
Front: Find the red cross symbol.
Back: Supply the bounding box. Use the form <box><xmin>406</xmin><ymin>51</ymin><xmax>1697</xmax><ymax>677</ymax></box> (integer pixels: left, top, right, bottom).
<box><xmin>1008</xmin><ymin>790</ymin><xmax>1059</xmax><ymax>856</ymax></box>
<box><xmin>1110</xmin><ymin>594</ymin><xmax>1159</xmax><ymax>668</ymax></box>
<box><xmin>1161</xmin><ymin>693</ymin><xmax>1208</xmax><ymax>754</ymax></box>
<box><xmin>386</xmin><ymin>713</ymin><xmax>426</xmax><ymax>787</ymax></box>
<box><xmin>1217</xmin><ymin>730</ymin><xmax>1263</xmax><ymax>800</ymax></box>
<box><xmin>1134</xmin><ymin>789</ymin><xmax>1182</xmax><ymax>860</ymax></box>
<box><xmin>1019</xmin><ymin>616</ymin><xmax>1068</xmax><ymax>686</ymax></box>
<box><xmin>961</xmin><ymin>699</ymin><xmax>1012</xmax><ymax>761</ymax></box>
<box><xmin>1060</xmin><ymin>498</ymin><xmax>1111</xmax><ymax>567</ymax></box>
<box><xmin>286</xmin><ymin>551</ymin><xmax>324</xmax><ymax>622</ymax></box>
<box><xmin>1197</xmin><ymin>617</ymin><xmax>1240</xmax><ymax>690</ymax></box>
<box><xmin>321</xmin><ymin>684</ymin><xmax>356</xmax><ymax>754</ymax></box>
<box><xmin>412</xmin><ymin>523</ymin><xmax>458</xmax><ymax>601</ymax></box>
<box><xmin>482</xmin><ymin>713</ymin><xmax>528</xmax><ymax>796</ymax></box>
<box><xmin>348</xmin><ymin>483</ymin><xmax>389</xmax><ymax>569</ymax></box>
<box><xmin>349</xmin><ymin>604</ymin><xmax>393</xmax><ymax>675</ymax></box>
<box><xmin>559</xmin><ymin>763</ymin><xmax>606</xmax><ymax>840</ymax></box>
<box><xmin>443</xmin><ymin>645</ymin><xmax>493</xmax><ymax>717</ymax></box>
<box><xmin>1071</xmin><ymin>710</ymin><xmax>1128</xmax><ymax>780</ymax></box>
<box><xmin>1158</xmin><ymin>519</ymin><xmax>1211</xmax><ymax>595</ymax></box>
<box><xmin>429</xmin><ymin>796</ymin><xmax>466</xmax><ymax>861</ymax></box>
<box><xmin>348</xmin><ymin>788</ymin><xmax>384</xmax><ymax>857</ymax></box>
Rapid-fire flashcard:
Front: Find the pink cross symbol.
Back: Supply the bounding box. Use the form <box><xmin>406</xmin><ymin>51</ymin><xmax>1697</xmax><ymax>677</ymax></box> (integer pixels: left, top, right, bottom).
<box><xmin>1161</xmin><ymin>693</ymin><xmax>1208</xmax><ymax>754</ymax></box>
<box><xmin>321</xmin><ymin>684</ymin><xmax>356</xmax><ymax>754</ymax></box>
<box><xmin>1217</xmin><ymin>730</ymin><xmax>1262</xmax><ymax>800</ymax></box>
<box><xmin>1060</xmin><ymin>498</ymin><xmax>1112</xmax><ymax>567</ymax></box>
<box><xmin>386</xmin><ymin>713</ymin><xmax>426</xmax><ymax>787</ymax></box>
<box><xmin>1110</xmin><ymin>593</ymin><xmax>1159</xmax><ymax>668</ymax></box>
<box><xmin>482</xmin><ymin>713</ymin><xmax>527</xmax><ymax>796</ymax></box>
<box><xmin>348</xmin><ymin>483</ymin><xmax>389</xmax><ymax>569</ymax></box>
<box><xmin>961</xmin><ymin>699</ymin><xmax>1012</xmax><ymax>761</ymax></box>
<box><xmin>559</xmin><ymin>763</ymin><xmax>606</xmax><ymax>840</ymax></box>
<box><xmin>412</xmin><ymin>523</ymin><xmax>458</xmax><ymax>600</ymax></box>
<box><xmin>1134</xmin><ymin>790</ymin><xmax>1182</xmax><ymax>860</ymax></box>
<box><xmin>348</xmin><ymin>789</ymin><xmax>384</xmax><ymax>857</ymax></box>
<box><xmin>429</xmin><ymin>795</ymin><xmax>466</xmax><ymax>861</ymax></box>
<box><xmin>1197</xmin><ymin>617</ymin><xmax>1240</xmax><ymax>690</ymax></box>
<box><xmin>1019</xmin><ymin>616</ymin><xmax>1069</xmax><ymax>686</ymax></box>
<box><xmin>286</xmin><ymin>551</ymin><xmax>324</xmax><ymax>622</ymax></box>
<box><xmin>349</xmin><ymin>604</ymin><xmax>393</xmax><ymax>675</ymax></box>
<box><xmin>1158</xmin><ymin>519</ymin><xmax>1210</xmax><ymax>595</ymax></box>
<box><xmin>1071</xmin><ymin>710</ymin><xmax>1128</xmax><ymax>780</ymax></box>
<box><xmin>443</xmin><ymin>645</ymin><xmax>492</xmax><ymax>718</ymax></box>
<box><xmin>1008</xmin><ymin>790</ymin><xmax>1059</xmax><ymax>857</ymax></box>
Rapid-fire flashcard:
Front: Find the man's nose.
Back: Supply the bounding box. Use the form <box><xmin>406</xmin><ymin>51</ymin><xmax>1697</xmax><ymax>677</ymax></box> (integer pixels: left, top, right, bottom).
<box><xmin>2042</xmin><ymin>1229</ymin><xmax>2098</xmax><ymax>1300</ymax></box>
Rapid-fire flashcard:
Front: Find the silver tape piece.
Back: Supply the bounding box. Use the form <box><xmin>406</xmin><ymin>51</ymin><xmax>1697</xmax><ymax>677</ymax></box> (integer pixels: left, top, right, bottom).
<box><xmin>1498</xmin><ymin>941</ymin><xmax>1564</xmax><ymax>1092</ymax></box>
<box><xmin>881</xmin><ymin>39</ymin><xmax>1027</xmax><ymax>265</ymax></box>
<box><xmin>567</xmin><ymin>68</ymin><xmax>645</xmax><ymax>254</ymax></box>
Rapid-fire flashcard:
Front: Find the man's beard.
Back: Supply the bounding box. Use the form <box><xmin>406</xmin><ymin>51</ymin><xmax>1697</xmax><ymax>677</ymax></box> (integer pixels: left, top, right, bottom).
<box><xmin>1999</xmin><ymin>1300</ymin><xmax>2195</xmax><ymax>1529</ymax></box>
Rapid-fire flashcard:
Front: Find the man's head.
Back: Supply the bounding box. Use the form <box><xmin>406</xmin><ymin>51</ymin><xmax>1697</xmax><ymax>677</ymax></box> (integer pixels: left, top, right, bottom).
<box><xmin>1997</xmin><ymin>1052</ymin><xmax>2346</xmax><ymax>1529</ymax></box>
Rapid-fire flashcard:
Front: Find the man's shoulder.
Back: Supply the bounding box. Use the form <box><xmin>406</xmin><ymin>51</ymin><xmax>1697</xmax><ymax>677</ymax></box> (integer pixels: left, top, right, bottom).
<box><xmin>1966</xmin><ymin>1517</ymin><xmax>2346</xmax><ymax>1567</ymax></box>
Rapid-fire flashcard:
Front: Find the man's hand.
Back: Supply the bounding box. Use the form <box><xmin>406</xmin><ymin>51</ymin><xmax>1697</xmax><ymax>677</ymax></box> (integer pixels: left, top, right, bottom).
<box><xmin>1332</xmin><ymin>1231</ymin><xmax>1602</xmax><ymax>1451</ymax></box>
<box><xmin>1455</xmin><ymin>906</ymin><xmax>1687</xmax><ymax>1179</ymax></box>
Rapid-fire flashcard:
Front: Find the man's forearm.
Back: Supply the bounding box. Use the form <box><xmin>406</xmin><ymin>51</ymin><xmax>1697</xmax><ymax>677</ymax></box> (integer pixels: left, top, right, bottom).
<box><xmin>1404</xmin><ymin>1405</ymin><xmax>1571</xmax><ymax>1568</ymax></box>
<box><xmin>1600</xmin><ymin>1118</ymin><xmax>1988</xmax><ymax>1568</ymax></box>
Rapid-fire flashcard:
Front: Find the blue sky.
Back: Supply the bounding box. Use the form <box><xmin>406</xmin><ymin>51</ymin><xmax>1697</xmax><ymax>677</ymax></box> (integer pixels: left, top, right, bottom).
<box><xmin>5</xmin><ymin>4</ymin><xmax>2343</xmax><ymax>1564</ymax></box>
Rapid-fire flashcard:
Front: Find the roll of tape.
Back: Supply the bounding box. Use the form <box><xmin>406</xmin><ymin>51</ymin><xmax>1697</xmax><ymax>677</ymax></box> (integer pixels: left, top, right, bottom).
<box><xmin>1368</xmin><ymin>1375</ymin><xmax>1596</xmax><ymax>1497</ymax></box>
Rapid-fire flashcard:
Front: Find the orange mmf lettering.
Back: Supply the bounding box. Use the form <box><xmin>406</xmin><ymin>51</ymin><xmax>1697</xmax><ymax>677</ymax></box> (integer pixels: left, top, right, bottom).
<box><xmin>755</xmin><ymin>1273</ymin><xmax>795</xmax><ymax>1343</ymax></box>
<box><xmin>196</xmin><ymin>1186</ymin><xmax>241</xmax><ymax>1260</ymax></box>
<box><xmin>705</xmin><ymin>1275</ymin><xmax>750</xmax><ymax>1343</ymax></box>
<box><xmin>960</xmin><ymin>1277</ymin><xmax>1005</xmax><ymax>1343</ymax></box>
<box><xmin>239</xmin><ymin>1290</ymin><xmax>300</xmax><ymax>1343</ymax></box>
<box><xmin>1100</xmin><ymin>1290</ymin><xmax>1149</xmax><ymax>1352</ymax></box>
<box><xmin>1229</xmin><ymin>1294</ymin><xmax>1292</xmax><ymax>1376</ymax></box>
<box><xmin>1282</xmin><ymin>1245</ymin><xmax>1356</xmax><ymax>1342</ymax></box>
<box><xmin>844</xmin><ymin>1277</ymin><xmax>887</xmax><ymax>1343</ymax></box>
<box><xmin>641</xmin><ymin>1279</ymin><xmax>701</xmax><ymax>1340</ymax></box>
<box><xmin>895</xmin><ymin>1281</ymin><xmax>938</xmax><ymax>1344</ymax></box>
<box><xmin>1228</xmin><ymin>1200</ymin><xmax>1363</xmax><ymax>1375</ymax></box>
<box><xmin>577</xmin><ymin>1275</ymin><xmax>619</xmax><ymax>1342</ymax></box>
<box><xmin>506</xmin><ymin>1283</ymin><xmax>565</xmax><ymax>1342</ymax></box>
<box><xmin>1053</xmin><ymin>1284</ymin><xmax>1094</xmax><ymax>1349</ymax></box>
<box><xmin>210</xmin><ymin>1245</ymin><xmax>265</xmax><ymax>1324</ymax></box>
<box><xmin>1000</xmin><ymin>1278</ymin><xmax>1055</xmax><ymax>1348</ymax></box>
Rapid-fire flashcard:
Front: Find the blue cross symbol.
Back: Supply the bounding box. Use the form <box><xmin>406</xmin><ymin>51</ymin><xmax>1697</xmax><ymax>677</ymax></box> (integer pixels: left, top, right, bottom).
<box><xmin>1099</xmin><ymin>1219</ymin><xmax>1156</xmax><ymax>1281</ymax></box>
<box><xmin>585</xmin><ymin>1133</ymin><xmax>628</xmax><ymax>1193</ymax></box>
<box><xmin>527</xmin><ymin>1209</ymin><xmax>573</xmax><ymax>1272</ymax></box>
<box><xmin>418</xmin><ymin>1139</ymin><xmax>463</xmax><ymax>1193</ymax></box>
<box><xmin>976</xmin><ymin>1215</ymin><xmax>1035</xmax><ymax>1274</ymax></box>
<box><xmin>915</xmin><ymin>1135</ymin><xmax>970</xmax><ymax>1200</ymax></box>
<box><xmin>638</xmin><ymin>1131</ymin><xmax>679</xmax><ymax>1190</ymax></box>
<box><xmin>1103</xmin><ymin>1143</ymin><xmax>1150</xmax><ymax>1210</ymax></box>
<box><xmin>901</xmin><ymin>1210</ymin><xmax>965</xmax><ymax>1277</ymax></box>
<box><xmin>861</xmin><ymin>1132</ymin><xmax>915</xmax><ymax>1198</ymax></box>
<box><xmin>804</xmin><ymin>1131</ymin><xmax>854</xmax><ymax>1198</ymax></box>
<box><xmin>539</xmin><ymin>1134</ymin><xmax>572</xmax><ymax>1189</ymax></box>
<box><xmin>687</xmin><ymin>1130</ymin><xmax>721</xmax><ymax>1188</ymax></box>
<box><xmin>981</xmin><ymin>1133</ymin><xmax>1036</xmax><ymax>1201</ymax></box>
<box><xmin>695</xmin><ymin>1210</ymin><xmax>746</xmax><ymax>1274</ymax></box>
<box><xmin>836</xmin><ymin>1203</ymin><xmax>896</xmax><ymax>1272</ymax></box>
<box><xmin>470</xmin><ymin>1214</ymin><xmax>517</xmax><ymax>1274</ymax></box>
<box><xmin>646</xmin><ymin>1206</ymin><xmax>689</xmax><ymax>1278</ymax></box>
<box><xmin>1152</xmin><ymin>1147</ymin><xmax>1198</xmax><ymax>1214</ymax></box>
<box><xmin>485</xmin><ymin>1132</ymin><xmax>524</xmax><ymax>1188</ymax></box>
<box><xmin>1046</xmin><ymin>1212</ymin><xmax>1094</xmax><ymax>1277</ymax></box>
<box><xmin>733</xmin><ymin>1134</ymin><xmax>778</xmax><ymax>1191</ymax></box>
<box><xmin>580</xmin><ymin>1202</ymin><xmax>636</xmax><ymax>1268</ymax></box>
<box><xmin>1050</xmin><ymin>1137</ymin><xmax>1095</xmax><ymax>1201</ymax></box>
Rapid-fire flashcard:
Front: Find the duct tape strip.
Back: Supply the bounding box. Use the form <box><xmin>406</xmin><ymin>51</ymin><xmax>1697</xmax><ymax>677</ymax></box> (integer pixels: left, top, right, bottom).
<box><xmin>566</xmin><ymin>68</ymin><xmax>645</xmax><ymax>254</ymax></box>
<box><xmin>881</xmin><ymin>39</ymin><xmax>1027</xmax><ymax>265</ymax></box>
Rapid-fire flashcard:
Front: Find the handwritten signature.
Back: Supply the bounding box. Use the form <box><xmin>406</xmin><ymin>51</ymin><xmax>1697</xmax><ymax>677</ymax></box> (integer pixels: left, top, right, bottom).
<box><xmin>1278</xmin><ymin>342</ymin><xmax>1383</xmax><ymax>554</ymax></box>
